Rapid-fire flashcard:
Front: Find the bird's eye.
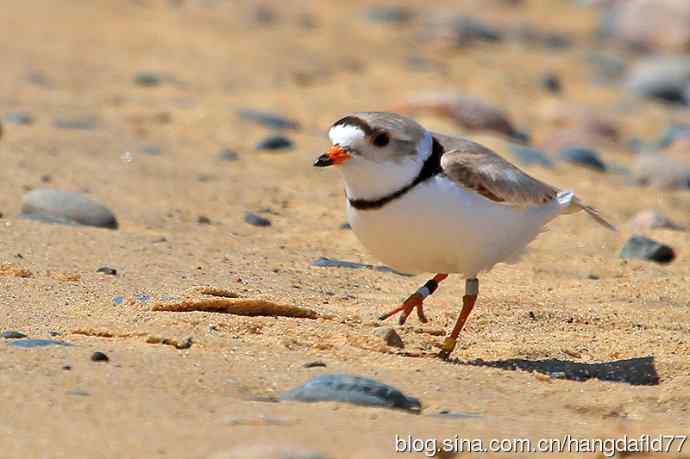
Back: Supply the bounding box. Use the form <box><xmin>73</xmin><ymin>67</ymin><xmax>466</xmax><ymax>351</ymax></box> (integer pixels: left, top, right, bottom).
<box><xmin>372</xmin><ymin>131</ymin><xmax>390</xmax><ymax>148</ymax></box>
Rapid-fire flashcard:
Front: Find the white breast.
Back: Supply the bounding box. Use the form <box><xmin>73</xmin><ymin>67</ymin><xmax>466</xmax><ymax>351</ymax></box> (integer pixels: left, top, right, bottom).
<box><xmin>347</xmin><ymin>176</ymin><xmax>563</xmax><ymax>276</ymax></box>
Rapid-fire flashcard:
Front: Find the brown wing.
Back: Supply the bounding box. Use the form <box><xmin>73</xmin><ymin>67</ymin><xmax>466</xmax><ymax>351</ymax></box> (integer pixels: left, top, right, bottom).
<box><xmin>435</xmin><ymin>133</ymin><xmax>558</xmax><ymax>206</ymax></box>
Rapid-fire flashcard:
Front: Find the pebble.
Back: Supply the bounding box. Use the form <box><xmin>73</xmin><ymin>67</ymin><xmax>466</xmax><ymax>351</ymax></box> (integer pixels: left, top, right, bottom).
<box><xmin>256</xmin><ymin>135</ymin><xmax>293</xmax><ymax>151</ymax></box>
<box><xmin>198</xmin><ymin>215</ymin><xmax>211</xmax><ymax>225</ymax></box>
<box><xmin>303</xmin><ymin>361</ymin><xmax>327</xmax><ymax>368</ymax></box>
<box><xmin>91</xmin><ymin>351</ymin><xmax>109</xmax><ymax>362</ymax></box>
<box><xmin>3</xmin><ymin>111</ymin><xmax>34</xmax><ymax>125</ymax></box>
<box><xmin>629</xmin><ymin>210</ymin><xmax>684</xmax><ymax>231</ymax></box>
<box><xmin>1</xmin><ymin>330</ymin><xmax>28</xmax><ymax>339</ymax></box>
<box><xmin>625</xmin><ymin>55</ymin><xmax>690</xmax><ymax>105</ymax></box>
<box><xmin>135</xmin><ymin>292</ymin><xmax>151</xmax><ymax>303</ymax></box>
<box><xmin>373</xmin><ymin>327</ymin><xmax>404</xmax><ymax>348</ymax></box>
<box><xmin>280</xmin><ymin>373</ymin><xmax>421</xmax><ymax>412</ymax></box>
<box><xmin>557</xmin><ymin>147</ymin><xmax>606</xmax><ymax>171</ymax></box>
<box><xmin>450</xmin><ymin>15</ymin><xmax>503</xmax><ymax>46</ymax></box>
<box><xmin>21</xmin><ymin>188</ymin><xmax>118</xmax><ymax>229</ymax></box>
<box><xmin>244</xmin><ymin>211</ymin><xmax>271</xmax><ymax>227</ymax></box>
<box><xmin>97</xmin><ymin>266</ymin><xmax>118</xmax><ymax>276</ymax></box>
<box><xmin>620</xmin><ymin>235</ymin><xmax>675</xmax><ymax>264</ymax></box>
<box><xmin>433</xmin><ymin>409</ymin><xmax>482</xmax><ymax>419</ymax></box>
<box><xmin>238</xmin><ymin>109</ymin><xmax>300</xmax><ymax>130</ymax></box>
<box><xmin>586</xmin><ymin>51</ymin><xmax>627</xmax><ymax>83</ymax></box>
<box><xmin>218</xmin><ymin>148</ymin><xmax>240</xmax><ymax>161</ymax></box>
<box><xmin>366</xmin><ymin>6</ymin><xmax>414</xmax><ymax>24</ymax></box>
<box><xmin>8</xmin><ymin>339</ymin><xmax>71</xmax><ymax>348</ymax></box>
<box><xmin>140</xmin><ymin>144</ymin><xmax>161</xmax><ymax>156</ymax></box>
<box><xmin>311</xmin><ymin>257</ymin><xmax>371</xmax><ymax>270</ymax></box>
<box><xmin>634</xmin><ymin>154</ymin><xmax>690</xmax><ymax>189</ymax></box>
<box><xmin>112</xmin><ymin>296</ymin><xmax>125</xmax><ymax>306</ymax></box>
<box><xmin>134</xmin><ymin>72</ymin><xmax>163</xmax><ymax>87</ymax></box>
<box><xmin>541</xmin><ymin>72</ymin><xmax>562</xmax><ymax>93</ymax></box>
<box><xmin>508</xmin><ymin>144</ymin><xmax>553</xmax><ymax>168</ymax></box>
<box><xmin>339</xmin><ymin>222</ymin><xmax>351</xmax><ymax>230</ymax></box>
<box><xmin>53</xmin><ymin>116</ymin><xmax>98</xmax><ymax>130</ymax></box>
<box><xmin>653</xmin><ymin>123</ymin><xmax>690</xmax><ymax>150</ymax></box>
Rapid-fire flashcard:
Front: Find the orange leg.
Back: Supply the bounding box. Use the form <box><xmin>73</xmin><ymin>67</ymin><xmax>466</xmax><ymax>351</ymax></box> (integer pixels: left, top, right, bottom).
<box><xmin>438</xmin><ymin>278</ymin><xmax>479</xmax><ymax>360</ymax></box>
<box><xmin>379</xmin><ymin>274</ymin><xmax>448</xmax><ymax>325</ymax></box>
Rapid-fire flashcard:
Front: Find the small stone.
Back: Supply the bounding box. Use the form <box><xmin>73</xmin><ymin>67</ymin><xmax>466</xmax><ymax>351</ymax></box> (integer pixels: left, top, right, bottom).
<box><xmin>652</xmin><ymin>123</ymin><xmax>690</xmax><ymax>150</ymax></box>
<box><xmin>450</xmin><ymin>15</ymin><xmax>503</xmax><ymax>46</ymax></box>
<box><xmin>134</xmin><ymin>72</ymin><xmax>163</xmax><ymax>87</ymax></box>
<box><xmin>634</xmin><ymin>154</ymin><xmax>690</xmax><ymax>189</ymax></box>
<box><xmin>311</xmin><ymin>257</ymin><xmax>371</xmax><ymax>270</ymax></box>
<box><xmin>373</xmin><ymin>327</ymin><xmax>404</xmax><ymax>348</ymax></box>
<box><xmin>625</xmin><ymin>55</ymin><xmax>690</xmax><ymax>105</ymax></box>
<box><xmin>8</xmin><ymin>339</ymin><xmax>70</xmax><ymax>348</ymax></box>
<box><xmin>1</xmin><ymin>330</ymin><xmax>28</xmax><ymax>339</ymax></box>
<box><xmin>3</xmin><ymin>112</ymin><xmax>34</xmax><ymax>125</ymax></box>
<box><xmin>256</xmin><ymin>135</ymin><xmax>293</xmax><ymax>151</ymax></box>
<box><xmin>541</xmin><ymin>72</ymin><xmax>562</xmax><ymax>93</ymax></box>
<box><xmin>620</xmin><ymin>235</ymin><xmax>675</xmax><ymax>264</ymax></box>
<box><xmin>97</xmin><ymin>266</ymin><xmax>117</xmax><ymax>276</ymax></box>
<box><xmin>112</xmin><ymin>296</ymin><xmax>125</xmax><ymax>306</ymax></box>
<box><xmin>238</xmin><ymin>109</ymin><xmax>299</xmax><ymax>130</ymax></box>
<box><xmin>366</xmin><ymin>6</ymin><xmax>414</xmax><ymax>24</ymax></box>
<box><xmin>218</xmin><ymin>148</ymin><xmax>240</xmax><ymax>161</ymax></box>
<box><xmin>280</xmin><ymin>373</ymin><xmax>421</xmax><ymax>412</ymax></box>
<box><xmin>244</xmin><ymin>211</ymin><xmax>271</xmax><ymax>227</ymax></box>
<box><xmin>135</xmin><ymin>292</ymin><xmax>151</xmax><ymax>303</ymax></box>
<box><xmin>303</xmin><ymin>361</ymin><xmax>327</xmax><ymax>368</ymax></box>
<box><xmin>21</xmin><ymin>188</ymin><xmax>118</xmax><ymax>229</ymax></box>
<box><xmin>557</xmin><ymin>147</ymin><xmax>606</xmax><ymax>171</ymax></box>
<box><xmin>197</xmin><ymin>215</ymin><xmax>211</xmax><ymax>225</ymax></box>
<box><xmin>140</xmin><ymin>144</ymin><xmax>161</xmax><ymax>156</ymax></box>
<box><xmin>53</xmin><ymin>116</ymin><xmax>98</xmax><ymax>130</ymax></box>
<box><xmin>339</xmin><ymin>222</ymin><xmax>351</xmax><ymax>230</ymax></box>
<box><xmin>91</xmin><ymin>351</ymin><xmax>109</xmax><ymax>362</ymax></box>
<box><xmin>508</xmin><ymin>144</ymin><xmax>553</xmax><ymax>168</ymax></box>
<box><xmin>629</xmin><ymin>210</ymin><xmax>684</xmax><ymax>231</ymax></box>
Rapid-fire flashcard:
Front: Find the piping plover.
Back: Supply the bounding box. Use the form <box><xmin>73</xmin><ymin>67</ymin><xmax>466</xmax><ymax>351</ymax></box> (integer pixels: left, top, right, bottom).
<box><xmin>314</xmin><ymin>112</ymin><xmax>614</xmax><ymax>359</ymax></box>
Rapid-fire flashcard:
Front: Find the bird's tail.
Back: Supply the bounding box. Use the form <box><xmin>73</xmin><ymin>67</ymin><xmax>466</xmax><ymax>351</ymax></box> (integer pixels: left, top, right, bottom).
<box><xmin>557</xmin><ymin>191</ymin><xmax>616</xmax><ymax>231</ymax></box>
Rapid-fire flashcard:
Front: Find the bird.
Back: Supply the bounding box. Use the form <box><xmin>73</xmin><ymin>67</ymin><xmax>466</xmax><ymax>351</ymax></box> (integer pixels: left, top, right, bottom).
<box><xmin>313</xmin><ymin>112</ymin><xmax>615</xmax><ymax>359</ymax></box>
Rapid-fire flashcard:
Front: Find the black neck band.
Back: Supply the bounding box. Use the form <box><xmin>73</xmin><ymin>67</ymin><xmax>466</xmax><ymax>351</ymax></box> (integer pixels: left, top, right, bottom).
<box><xmin>348</xmin><ymin>137</ymin><xmax>444</xmax><ymax>211</ymax></box>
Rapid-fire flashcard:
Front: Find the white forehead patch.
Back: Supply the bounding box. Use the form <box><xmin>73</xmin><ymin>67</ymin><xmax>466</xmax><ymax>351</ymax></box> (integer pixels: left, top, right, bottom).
<box><xmin>329</xmin><ymin>124</ymin><xmax>366</xmax><ymax>147</ymax></box>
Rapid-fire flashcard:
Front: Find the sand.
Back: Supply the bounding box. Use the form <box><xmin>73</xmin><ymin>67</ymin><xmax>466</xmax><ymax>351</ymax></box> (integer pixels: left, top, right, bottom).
<box><xmin>0</xmin><ymin>1</ymin><xmax>688</xmax><ymax>458</ymax></box>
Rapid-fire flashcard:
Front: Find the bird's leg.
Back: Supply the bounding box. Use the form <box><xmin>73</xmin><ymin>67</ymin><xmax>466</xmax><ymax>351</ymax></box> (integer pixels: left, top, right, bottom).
<box><xmin>438</xmin><ymin>278</ymin><xmax>479</xmax><ymax>359</ymax></box>
<box><xmin>379</xmin><ymin>274</ymin><xmax>448</xmax><ymax>325</ymax></box>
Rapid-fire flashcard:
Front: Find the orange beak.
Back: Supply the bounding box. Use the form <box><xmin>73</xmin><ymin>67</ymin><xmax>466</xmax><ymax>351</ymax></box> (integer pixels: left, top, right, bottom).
<box><xmin>313</xmin><ymin>145</ymin><xmax>352</xmax><ymax>167</ymax></box>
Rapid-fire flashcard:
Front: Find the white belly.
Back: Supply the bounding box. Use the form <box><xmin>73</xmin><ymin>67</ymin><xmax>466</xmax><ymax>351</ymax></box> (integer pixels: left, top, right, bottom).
<box><xmin>347</xmin><ymin>176</ymin><xmax>563</xmax><ymax>276</ymax></box>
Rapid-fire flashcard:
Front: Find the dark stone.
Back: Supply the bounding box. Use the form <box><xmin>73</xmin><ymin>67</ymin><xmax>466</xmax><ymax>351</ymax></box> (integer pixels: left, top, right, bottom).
<box><xmin>134</xmin><ymin>72</ymin><xmax>163</xmax><ymax>87</ymax></box>
<box><xmin>256</xmin><ymin>135</ymin><xmax>294</xmax><ymax>151</ymax></box>
<box><xmin>97</xmin><ymin>266</ymin><xmax>117</xmax><ymax>276</ymax></box>
<box><xmin>339</xmin><ymin>222</ymin><xmax>351</xmax><ymax>230</ymax></box>
<box><xmin>238</xmin><ymin>108</ymin><xmax>300</xmax><ymax>130</ymax></box>
<box><xmin>452</xmin><ymin>15</ymin><xmax>503</xmax><ymax>46</ymax></box>
<box><xmin>620</xmin><ymin>235</ymin><xmax>675</xmax><ymax>264</ymax></box>
<box><xmin>197</xmin><ymin>215</ymin><xmax>211</xmax><ymax>225</ymax></box>
<box><xmin>21</xmin><ymin>189</ymin><xmax>118</xmax><ymax>229</ymax></box>
<box><xmin>53</xmin><ymin>116</ymin><xmax>98</xmax><ymax>130</ymax></box>
<box><xmin>280</xmin><ymin>373</ymin><xmax>421</xmax><ymax>412</ymax></box>
<box><xmin>304</xmin><ymin>361</ymin><xmax>327</xmax><ymax>368</ymax></box>
<box><xmin>218</xmin><ymin>148</ymin><xmax>240</xmax><ymax>161</ymax></box>
<box><xmin>3</xmin><ymin>112</ymin><xmax>34</xmax><ymax>125</ymax></box>
<box><xmin>541</xmin><ymin>72</ymin><xmax>561</xmax><ymax>93</ymax></box>
<box><xmin>244</xmin><ymin>211</ymin><xmax>271</xmax><ymax>227</ymax></box>
<box><xmin>625</xmin><ymin>56</ymin><xmax>690</xmax><ymax>106</ymax></box>
<box><xmin>8</xmin><ymin>339</ymin><xmax>70</xmax><ymax>348</ymax></box>
<box><xmin>91</xmin><ymin>351</ymin><xmax>109</xmax><ymax>362</ymax></box>
<box><xmin>557</xmin><ymin>147</ymin><xmax>606</xmax><ymax>171</ymax></box>
<box><xmin>366</xmin><ymin>6</ymin><xmax>414</xmax><ymax>24</ymax></box>
<box><xmin>1</xmin><ymin>330</ymin><xmax>27</xmax><ymax>339</ymax></box>
<box><xmin>508</xmin><ymin>144</ymin><xmax>553</xmax><ymax>168</ymax></box>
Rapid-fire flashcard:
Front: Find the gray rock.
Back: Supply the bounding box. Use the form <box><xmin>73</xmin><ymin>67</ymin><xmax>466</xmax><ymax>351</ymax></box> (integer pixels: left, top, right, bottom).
<box><xmin>244</xmin><ymin>211</ymin><xmax>271</xmax><ymax>227</ymax></box>
<box><xmin>21</xmin><ymin>189</ymin><xmax>118</xmax><ymax>229</ymax></box>
<box><xmin>557</xmin><ymin>147</ymin><xmax>606</xmax><ymax>171</ymax></box>
<box><xmin>134</xmin><ymin>72</ymin><xmax>163</xmax><ymax>87</ymax></box>
<box><xmin>541</xmin><ymin>72</ymin><xmax>561</xmax><ymax>93</ymax></box>
<box><xmin>140</xmin><ymin>144</ymin><xmax>161</xmax><ymax>156</ymax></box>
<box><xmin>8</xmin><ymin>339</ymin><xmax>71</xmax><ymax>348</ymax></box>
<box><xmin>653</xmin><ymin>123</ymin><xmax>690</xmax><ymax>150</ymax></box>
<box><xmin>112</xmin><ymin>296</ymin><xmax>125</xmax><ymax>306</ymax></box>
<box><xmin>625</xmin><ymin>56</ymin><xmax>690</xmax><ymax>105</ymax></box>
<box><xmin>256</xmin><ymin>135</ymin><xmax>294</xmax><ymax>151</ymax></box>
<box><xmin>3</xmin><ymin>112</ymin><xmax>34</xmax><ymax>125</ymax></box>
<box><xmin>91</xmin><ymin>351</ymin><xmax>109</xmax><ymax>362</ymax></box>
<box><xmin>634</xmin><ymin>154</ymin><xmax>690</xmax><ymax>189</ymax></box>
<box><xmin>135</xmin><ymin>292</ymin><xmax>151</xmax><ymax>303</ymax></box>
<box><xmin>366</xmin><ymin>6</ymin><xmax>414</xmax><ymax>24</ymax></box>
<box><xmin>311</xmin><ymin>257</ymin><xmax>371</xmax><ymax>270</ymax></box>
<box><xmin>373</xmin><ymin>327</ymin><xmax>404</xmax><ymax>348</ymax></box>
<box><xmin>620</xmin><ymin>235</ymin><xmax>675</xmax><ymax>264</ymax></box>
<box><xmin>53</xmin><ymin>116</ymin><xmax>98</xmax><ymax>130</ymax></box>
<box><xmin>238</xmin><ymin>109</ymin><xmax>300</xmax><ymax>130</ymax></box>
<box><xmin>280</xmin><ymin>373</ymin><xmax>421</xmax><ymax>412</ymax></box>
<box><xmin>508</xmin><ymin>144</ymin><xmax>553</xmax><ymax>168</ymax></box>
<box><xmin>1</xmin><ymin>330</ymin><xmax>27</xmax><ymax>339</ymax></box>
<box><xmin>450</xmin><ymin>15</ymin><xmax>503</xmax><ymax>46</ymax></box>
<box><xmin>629</xmin><ymin>210</ymin><xmax>684</xmax><ymax>231</ymax></box>
<box><xmin>218</xmin><ymin>148</ymin><xmax>239</xmax><ymax>161</ymax></box>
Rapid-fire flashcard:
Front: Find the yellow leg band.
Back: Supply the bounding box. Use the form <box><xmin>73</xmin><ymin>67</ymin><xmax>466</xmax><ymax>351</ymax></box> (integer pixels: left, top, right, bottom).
<box><xmin>441</xmin><ymin>337</ymin><xmax>457</xmax><ymax>353</ymax></box>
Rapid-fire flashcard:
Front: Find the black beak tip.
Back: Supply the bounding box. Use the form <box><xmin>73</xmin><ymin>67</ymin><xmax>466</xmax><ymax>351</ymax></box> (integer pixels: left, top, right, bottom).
<box><xmin>313</xmin><ymin>154</ymin><xmax>333</xmax><ymax>168</ymax></box>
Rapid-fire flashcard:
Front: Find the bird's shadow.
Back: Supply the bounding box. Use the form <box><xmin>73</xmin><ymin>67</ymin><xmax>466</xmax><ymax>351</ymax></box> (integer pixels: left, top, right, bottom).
<box><xmin>448</xmin><ymin>356</ymin><xmax>659</xmax><ymax>386</ymax></box>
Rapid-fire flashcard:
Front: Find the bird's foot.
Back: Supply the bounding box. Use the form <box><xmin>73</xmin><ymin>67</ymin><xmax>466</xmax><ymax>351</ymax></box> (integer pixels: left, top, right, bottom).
<box><xmin>378</xmin><ymin>292</ymin><xmax>427</xmax><ymax>325</ymax></box>
<box><xmin>436</xmin><ymin>337</ymin><xmax>457</xmax><ymax>360</ymax></box>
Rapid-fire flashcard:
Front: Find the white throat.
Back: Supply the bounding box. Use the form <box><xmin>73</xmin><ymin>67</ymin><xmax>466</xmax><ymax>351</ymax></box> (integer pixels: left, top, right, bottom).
<box><xmin>340</xmin><ymin>130</ymin><xmax>434</xmax><ymax>201</ymax></box>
